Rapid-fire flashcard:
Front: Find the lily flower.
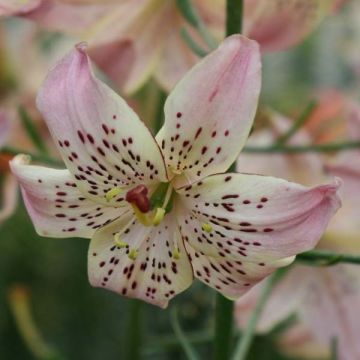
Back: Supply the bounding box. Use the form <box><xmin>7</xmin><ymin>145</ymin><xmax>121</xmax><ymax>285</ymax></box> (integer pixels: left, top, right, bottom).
<box><xmin>235</xmin><ymin>106</ymin><xmax>360</xmax><ymax>359</ymax></box>
<box><xmin>1</xmin><ymin>0</ymin><xmax>338</xmax><ymax>94</ymax></box>
<box><xmin>10</xmin><ymin>36</ymin><xmax>340</xmax><ymax>308</ymax></box>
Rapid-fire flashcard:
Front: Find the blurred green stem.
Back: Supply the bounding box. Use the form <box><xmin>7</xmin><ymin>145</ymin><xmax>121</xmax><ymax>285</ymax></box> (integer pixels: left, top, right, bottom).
<box><xmin>124</xmin><ymin>300</ymin><xmax>142</xmax><ymax>360</ymax></box>
<box><xmin>8</xmin><ymin>285</ymin><xmax>64</xmax><ymax>360</ymax></box>
<box><xmin>170</xmin><ymin>307</ymin><xmax>200</xmax><ymax>360</ymax></box>
<box><xmin>297</xmin><ymin>250</ymin><xmax>360</xmax><ymax>266</ymax></box>
<box><xmin>232</xmin><ymin>272</ymin><xmax>280</xmax><ymax>360</ymax></box>
<box><xmin>214</xmin><ymin>294</ymin><xmax>234</xmax><ymax>360</ymax></box>
<box><xmin>213</xmin><ymin>2</ymin><xmax>243</xmax><ymax>359</ymax></box>
<box><xmin>226</xmin><ymin>0</ymin><xmax>243</xmax><ymax>36</ymax></box>
<box><xmin>243</xmin><ymin>141</ymin><xmax>360</xmax><ymax>153</ymax></box>
<box><xmin>276</xmin><ymin>100</ymin><xmax>317</xmax><ymax>144</ymax></box>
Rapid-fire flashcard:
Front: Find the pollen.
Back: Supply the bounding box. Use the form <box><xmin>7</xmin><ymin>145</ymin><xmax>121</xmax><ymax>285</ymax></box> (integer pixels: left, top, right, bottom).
<box><xmin>128</xmin><ymin>249</ymin><xmax>138</xmax><ymax>260</ymax></box>
<box><xmin>202</xmin><ymin>223</ymin><xmax>213</xmax><ymax>233</ymax></box>
<box><xmin>105</xmin><ymin>187</ymin><xmax>123</xmax><ymax>202</ymax></box>
<box><xmin>173</xmin><ymin>249</ymin><xmax>180</xmax><ymax>260</ymax></box>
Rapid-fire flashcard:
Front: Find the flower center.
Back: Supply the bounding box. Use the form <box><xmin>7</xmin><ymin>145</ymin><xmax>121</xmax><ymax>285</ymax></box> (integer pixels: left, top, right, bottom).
<box><xmin>125</xmin><ymin>182</ymin><xmax>174</xmax><ymax>227</ymax></box>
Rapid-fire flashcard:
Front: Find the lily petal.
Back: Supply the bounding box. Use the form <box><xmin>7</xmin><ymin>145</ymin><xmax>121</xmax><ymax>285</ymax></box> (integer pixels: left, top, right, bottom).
<box><xmin>10</xmin><ymin>155</ymin><xmax>122</xmax><ymax>238</ymax></box>
<box><xmin>0</xmin><ymin>0</ymin><xmax>41</xmax><ymax>16</ymax></box>
<box><xmin>36</xmin><ymin>43</ymin><xmax>167</xmax><ymax>206</ymax></box>
<box><xmin>156</xmin><ymin>35</ymin><xmax>261</xmax><ymax>187</ymax></box>
<box><xmin>244</xmin><ymin>0</ymin><xmax>332</xmax><ymax>52</ymax></box>
<box><xmin>177</xmin><ymin>173</ymin><xmax>340</xmax><ymax>298</ymax></box>
<box><xmin>88</xmin><ymin>212</ymin><xmax>193</xmax><ymax>308</ymax></box>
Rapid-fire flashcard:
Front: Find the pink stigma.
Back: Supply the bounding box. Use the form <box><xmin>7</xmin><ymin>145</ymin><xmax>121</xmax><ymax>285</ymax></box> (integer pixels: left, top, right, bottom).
<box><xmin>126</xmin><ymin>185</ymin><xmax>150</xmax><ymax>213</ymax></box>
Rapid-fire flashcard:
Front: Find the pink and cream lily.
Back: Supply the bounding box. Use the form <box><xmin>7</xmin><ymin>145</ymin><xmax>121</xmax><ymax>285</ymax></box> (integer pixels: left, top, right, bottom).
<box><xmin>1</xmin><ymin>0</ymin><xmax>337</xmax><ymax>94</ymax></box>
<box><xmin>10</xmin><ymin>36</ymin><xmax>341</xmax><ymax>308</ymax></box>
<box><xmin>235</xmin><ymin>107</ymin><xmax>360</xmax><ymax>359</ymax></box>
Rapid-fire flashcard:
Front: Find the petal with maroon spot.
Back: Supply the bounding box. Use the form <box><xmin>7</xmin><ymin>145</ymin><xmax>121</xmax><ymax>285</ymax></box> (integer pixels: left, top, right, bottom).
<box><xmin>88</xmin><ymin>211</ymin><xmax>193</xmax><ymax>308</ymax></box>
<box><xmin>36</xmin><ymin>43</ymin><xmax>167</xmax><ymax>206</ymax></box>
<box><xmin>10</xmin><ymin>155</ymin><xmax>124</xmax><ymax>238</ymax></box>
<box><xmin>244</xmin><ymin>0</ymin><xmax>332</xmax><ymax>52</ymax></box>
<box><xmin>176</xmin><ymin>173</ymin><xmax>341</xmax><ymax>298</ymax></box>
<box><xmin>156</xmin><ymin>35</ymin><xmax>261</xmax><ymax>187</ymax></box>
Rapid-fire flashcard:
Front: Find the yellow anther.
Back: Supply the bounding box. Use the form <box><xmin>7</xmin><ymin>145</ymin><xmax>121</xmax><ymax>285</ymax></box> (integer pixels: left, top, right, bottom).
<box><xmin>173</xmin><ymin>249</ymin><xmax>180</xmax><ymax>260</ymax></box>
<box><xmin>114</xmin><ymin>233</ymin><xmax>128</xmax><ymax>248</ymax></box>
<box><xmin>105</xmin><ymin>187</ymin><xmax>123</xmax><ymax>202</ymax></box>
<box><xmin>202</xmin><ymin>223</ymin><xmax>213</xmax><ymax>233</ymax></box>
<box><xmin>152</xmin><ymin>208</ymin><xmax>165</xmax><ymax>226</ymax></box>
<box><xmin>128</xmin><ymin>249</ymin><xmax>138</xmax><ymax>260</ymax></box>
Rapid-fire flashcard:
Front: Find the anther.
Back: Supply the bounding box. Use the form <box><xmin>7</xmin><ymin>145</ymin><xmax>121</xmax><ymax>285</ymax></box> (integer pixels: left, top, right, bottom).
<box><xmin>202</xmin><ymin>223</ymin><xmax>213</xmax><ymax>233</ymax></box>
<box><xmin>105</xmin><ymin>187</ymin><xmax>123</xmax><ymax>202</ymax></box>
<box><xmin>128</xmin><ymin>249</ymin><xmax>138</xmax><ymax>260</ymax></box>
<box><xmin>173</xmin><ymin>249</ymin><xmax>180</xmax><ymax>260</ymax></box>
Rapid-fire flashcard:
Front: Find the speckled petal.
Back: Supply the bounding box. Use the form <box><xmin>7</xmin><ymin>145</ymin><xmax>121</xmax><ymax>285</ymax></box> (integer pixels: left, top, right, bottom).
<box><xmin>156</xmin><ymin>35</ymin><xmax>261</xmax><ymax>187</ymax></box>
<box><xmin>10</xmin><ymin>155</ymin><xmax>123</xmax><ymax>238</ymax></box>
<box><xmin>36</xmin><ymin>43</ymin><xmax>167</xmax><ymax>206</ymax></box>
<box><xmin>177</xmin><ymin>173</ymin><xmax>341</xmax><ymax>299</ymax></box>
<box><xmin>88</xmin><ymin>212</ymin><xmax>193</xmax><ymax>308</ymax></box>
<box><xmin>244</xmin><ymin>0</ymin><xmax>332</xmax><ymax>52</ymax></box>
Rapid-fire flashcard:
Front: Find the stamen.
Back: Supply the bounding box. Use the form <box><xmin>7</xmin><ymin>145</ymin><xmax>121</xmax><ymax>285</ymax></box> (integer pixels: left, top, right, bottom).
<box><xmin>105</xmin><ymin>187</ymin><xmax>123</xmax><ymax>202</ymax></box>
<box><xmin>128</xmin><ymin>249</ymin><xmax>138</xmax><ymax>260</ymax></box>
<box><xmin>152</xmin><ymin>208</ymin><xmax>165</xmax><ymax>226</ymax></box>
<box><xmin>131</xmin><ymin>204</ymin><xmax>152</xmax><ymax>226</ymax></box>
<box><xmin>114</xmin><ymin>233</ymin><xmax>128</xmax><ymax>249</ymax></box>
<box><xmin>202</xmin><ymin>223</ymin><xmax>213</xmax><ymax>233</ymax></box>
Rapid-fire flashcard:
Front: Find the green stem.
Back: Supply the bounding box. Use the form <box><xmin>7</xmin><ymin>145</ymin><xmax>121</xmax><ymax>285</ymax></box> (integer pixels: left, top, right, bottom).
<box><xmin>214</xmin><ymin>294</ymin><xmax>234</xmax><ymax>360</ymax></box>
<box><xmin>1</xmin><ymin>146</ymin><xmax>63</xmax><ymax>167</ymax></box>
<box><xmin>226</xmin><ymin>0</ymin><xmax>243</xmax><ymax>36</ymax></box>
<box><xmin>231</xmin><ymin>272</ymin><xmax>279</xmax><ymax>360</ymax></box>
<box><xmin>276</xmin><ymin>100</ymin><xmax>317</xmax><ymax>144</ymax></box>
<box><xmin>170</xmin><ymin>307</ymin><xmax>200</xmax><ymax>360</ymax></box>
<box><xmin>213</xmin><ymin>2</ymin><xmax>244</xmax><ymax>359</ymax></box>
<box><xmin>180</xmin><ymin>28</ymin><xmax>209</xmax><ymax>57</ymax></box>
<box><xmin>297</xmin><ymin>250</ymin><xmax>360</xmax><ymax>266</ymax></box>
<box><xmin>124</xmin><ymin>300</ymin><xmax>142</xmax><ymax>360</ymax></box>
<box><xmin>243</xmin><ymin>141</ymin><xmax>360</xmax><ymax>153</ymax></box>
<box><xmin>18</xmin><ymin>106</ymin><xmax>49</xmax><ymax>155</ymax></box>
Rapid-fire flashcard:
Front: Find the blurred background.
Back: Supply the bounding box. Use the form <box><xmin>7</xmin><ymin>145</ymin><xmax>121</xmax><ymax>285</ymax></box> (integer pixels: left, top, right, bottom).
<box><xmin>1</xmin><ymin>1</ymin><xmax>360</xmax><ymax>359</ymax></box>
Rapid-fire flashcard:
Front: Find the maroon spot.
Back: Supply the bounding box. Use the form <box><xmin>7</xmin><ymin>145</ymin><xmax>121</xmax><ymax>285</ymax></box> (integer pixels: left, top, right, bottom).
<box><xmin>263</xmin><ymin>228</ymin><xmax>273</xmax><ymax>232</ymax></box>
<box><xmin>113</xmin><ymin>114</ymin><xmax>117</xmax><ymax>120</ymax></box>
<box><xmin>77</xmin><ymin>130</ymin><xmax>85</xmax><ymax>143</ymax></box>
<box><xmin>261</xmin><ymin>197</ymin><xmax>268</xmax><ymax>202</ymax></box>
<box><xmin>257</xmin><ymin>204</ymin><xmax>263</xmax><ymax>209</ymax></box>
<box><xmin>243</xmin><ymin>200</ymin><xmax>251</xmax><ymax>204</ymax></box>
<box><xmin>224</xmin><ymin>130</ymin><xmax>229</xmax><ymax>137</ymax></box>
<box><xmin>87</xmin><ymin>134</ymin><xmax>95</xmax><ymax>144</ymax></box>
<box><xmin>176</xmin><ymin>112</ymin><xmax>182</xmax><ymax>118</ymax></box>
<box><xmin>99</xmin><ymin>261</ymin><xmax>105</xmax><ymax>267</ymax></box>
<box><xmin>224</xmin><ymin>176</ymin><xmax>232</xmax><ymax>182</ymax></box>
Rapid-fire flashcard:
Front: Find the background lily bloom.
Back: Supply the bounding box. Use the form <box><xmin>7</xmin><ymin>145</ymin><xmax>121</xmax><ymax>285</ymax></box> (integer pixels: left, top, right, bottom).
<box><xmin>10</xmin><ymin>35</ymin><xmax>341</xmax><ymax>308</ymax></box>
<box><xmin>235</xmin><ymin>107</ymin><xmax>360</xmax><ymax>359</ymax></box>
<box><xmin>1</xmin><ymin>0</ymin><xmax>337</xmax><ymax>94</ymax></box>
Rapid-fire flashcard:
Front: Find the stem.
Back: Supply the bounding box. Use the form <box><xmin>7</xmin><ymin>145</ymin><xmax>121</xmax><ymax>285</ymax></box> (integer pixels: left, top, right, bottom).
<box><xmin>8</xmin><ymin>285</ymin><xmax>64</xmax><ymax>360</ymax></box>
<box><xmin>231</xmin><ymin>272</ymin><xmax>279</xmax><ymax>360</ymax></box>
<box><xmin>243</xmin><ymin>141</ymin><xmax>360</xmax><ymax>154</ymax></box>
<box><xmin>213</xmin><ymin>2</ymin><xmax>244</xmax><ymax>359</ymax></box>
<box><xmin>276</xmin><ymin>100</ymin><xmax>317</xmax><ymax>144</ymax></box>
<box><xmin>124</xmin><ymin>300</ymin><xmax>143</xmax><ymax>360</ymax></box>
<box><xmin>170</xmin><ymin>307</ymin><xmax>200</xmax><ymax>360</ymax></box>
<box><xmin>1</xmin><ymin>146</ymin><xmax>63</xmax><ymax>167</ymax></box>
<box><xmin>297</xmin><ymin>250</ymin><xmax>360</xmax><ymax>266</ymax></box>
<box><xmin>18</xmin><ymin>106</ymin><xmax>49</xmax><ymax>155</ymax></box>
<box><xmin>214</xmin><ymin>294</ymin><xmax>234</xmax><ymax>360</ymax></box>
<box><xmin>226</xmin><ymin>0</ymin><xmax>243</xmax><ymax>36</ymax></box>
<box><xmin>180</xmin><ymin>28</ymin><xmax>209</xmax><ymax>57</ymax></box>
